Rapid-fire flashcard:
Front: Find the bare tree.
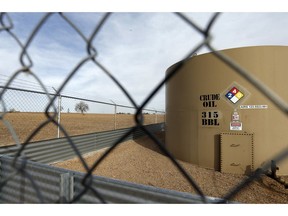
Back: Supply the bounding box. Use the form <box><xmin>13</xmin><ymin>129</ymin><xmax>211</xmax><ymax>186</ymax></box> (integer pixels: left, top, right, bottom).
<box><xmin>75</xmin><ymin>101</ymin><xmax>89</xmax><ymax>114</ymax></box>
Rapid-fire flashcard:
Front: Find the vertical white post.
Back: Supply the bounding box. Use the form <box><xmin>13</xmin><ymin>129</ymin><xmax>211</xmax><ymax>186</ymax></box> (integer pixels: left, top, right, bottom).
<box><xmin>57</xmin><ymin>95</ymin><xmax>61</xmax><ymax>138</ymax></box>
<box><xmin>155</xmin><ymin>110</ymin><xmax>157</xmax><ymax>124</ymax></box>
<box><xmin>114</xmin><ymin>104</ymin><xmax>117</xmax><ymax>130</ymax></box>
<box><xmin>110</xmin><ymin>100</ymin><xmax>117</xmax><ymax>130</ymax></box>
<box><xmin>53</xmin><ymin>87</ymin><xmax>61</xmax><ymax>139</ymax></box>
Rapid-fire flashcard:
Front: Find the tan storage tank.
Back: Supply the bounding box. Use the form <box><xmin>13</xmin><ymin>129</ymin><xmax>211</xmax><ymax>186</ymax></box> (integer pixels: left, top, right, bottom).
<box><xmin>166</xmin><ymin>46</ymin><xmax>288</xmax><ymax>175</ymax></box>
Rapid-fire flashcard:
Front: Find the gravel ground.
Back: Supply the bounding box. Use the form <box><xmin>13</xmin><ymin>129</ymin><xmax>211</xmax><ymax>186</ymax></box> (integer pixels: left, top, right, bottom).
<box><xmin>53</xmin><ymin>132</ymin><xmax>288</xmax><ymax>204</ymax></box>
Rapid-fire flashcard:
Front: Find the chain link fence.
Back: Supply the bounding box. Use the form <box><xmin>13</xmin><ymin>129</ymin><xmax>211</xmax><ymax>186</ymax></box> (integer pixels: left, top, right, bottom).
<box><xmin>1</xmin><ymin>12</ymin><xmax>288</xmax><ymax>204</ymax></box>
<box><xmin>0</xmin><ymin>85</ymin><xmax>164</xmax><ymax>146</ymax></box>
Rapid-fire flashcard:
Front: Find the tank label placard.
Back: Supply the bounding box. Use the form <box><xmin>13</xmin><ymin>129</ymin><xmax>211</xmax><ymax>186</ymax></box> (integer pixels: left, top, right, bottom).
<box><xmin>240</xmin><ymin>105</ymin><xmax>268</xmax><ymax>109</ymax></box>
<box><xmin>199</xmin><ymin>94</ymin><xmax>221</xmax><ymax>127</ymax></box>
<box><xmin>199</xmin><ymin>94</ymin><xmax>220</xmax><ymax>108</ymax></box>
<box><xmin>221</xmin><ymin>82</ymin><xmax>251</xmax><ymax>108</ymax></box>
<box><xmin>200</xmin><ymin>110</ymin><xmax>221</xmax><ymax>127</ymax></box>
<box><xmin>230</xmin><ymin>121</ymin><xmax>243</xmax><ymax>131</ymax></box>
<box><xmin>225</xmin><ymin>87</ymin><xmax>244</xmax><ymax>104</ymax></box>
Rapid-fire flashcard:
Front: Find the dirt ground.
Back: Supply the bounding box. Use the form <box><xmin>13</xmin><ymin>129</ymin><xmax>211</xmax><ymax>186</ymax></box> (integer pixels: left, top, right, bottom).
<box><xmin>0</xmin><ymin>112</ymin><xmax>164</xmax><ymax>146</ymax></box>
<box><xmin>53</xmin><ymin>132</ymin><xmax>288</xmax><ymax>204</ymax></box>
<box><xmin>3</xmin><ymin>112</ymin><xmax>288</xmax><ymax>203</ymax></box>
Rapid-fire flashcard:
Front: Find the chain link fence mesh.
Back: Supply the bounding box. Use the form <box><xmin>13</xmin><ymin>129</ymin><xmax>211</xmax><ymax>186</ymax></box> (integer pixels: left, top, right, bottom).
<box><xmin>0</xmin><ymin>85</ymin><xmax>164</xmax><ymax>146</ymax></box>
<box><xmin>1</xmin><ymin>12</ymin><xmax>288</xmax><ymax>204</ymax></box>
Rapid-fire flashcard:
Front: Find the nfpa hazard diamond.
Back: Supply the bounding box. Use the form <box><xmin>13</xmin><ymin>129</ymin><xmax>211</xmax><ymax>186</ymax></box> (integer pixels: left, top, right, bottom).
<box><xmin>225</xmin><ymin>86</ymin><xmax>244</xmax><ymax>104</ymax></box>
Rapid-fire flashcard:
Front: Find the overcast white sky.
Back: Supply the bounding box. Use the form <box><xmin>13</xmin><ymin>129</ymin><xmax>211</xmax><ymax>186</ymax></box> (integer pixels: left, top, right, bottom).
<box><xmin>1</xmin><ymin>1</ymin><xmax>288</xmax><ymax>112</ymax></box>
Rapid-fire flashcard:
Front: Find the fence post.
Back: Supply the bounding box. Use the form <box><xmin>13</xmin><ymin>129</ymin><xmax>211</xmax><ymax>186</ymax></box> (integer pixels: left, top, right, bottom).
<box><xmin>155</xmin><ymin>110</ymin><xmax>157</xmax><ymax>124</ymax></box>
<box><xmin>52</xmin><ymin>87</ymin><xmax>61</xmax><ymax>138</ymax></box>
<box><xmin>114</xmin><ymin>104</ymin><xmax>117</xmax><ymax>130</ymax></box>
<box><xmin>110</xmin><ymin>100</ymin><xmax>117</xmax><ymax>130</ymax></box>
<box><xmin>57</xmin><ymin>95</ymin><xmax>61</xmax><ymax>138</ymax></box>
<box><xmin>60</xmin><ymin>173</ymin><xmax>74</xmax><ymax>203</ymax></box>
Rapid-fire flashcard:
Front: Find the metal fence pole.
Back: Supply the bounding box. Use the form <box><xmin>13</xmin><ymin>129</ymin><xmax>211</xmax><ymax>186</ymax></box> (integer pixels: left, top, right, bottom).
<box><xmin>52</xmin><ymin>87</ymin><xmax>61</xmax><ymax>138</ymax></box>
<box><xmin>57</xmin><ymin>95</ymin><xmax>61</xmax><ymax>138</ymax></box>
<box><xmin>114</xmin><ymin>104</ymin><xmax>117</xmax><ymax>130</ymax></box>
<box><xmin>155</xmin><ymin>110</ymin><xmax>157</xmax><ymax>124</ymax></box>
<box><xmin>110</xmin><ymin>100</ymin><xmax>117</xmax><ymax>130</ymax></box>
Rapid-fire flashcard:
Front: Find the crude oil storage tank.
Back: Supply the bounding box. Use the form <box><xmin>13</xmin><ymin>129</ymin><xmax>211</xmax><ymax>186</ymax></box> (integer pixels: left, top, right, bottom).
<box><xmin>165</xmin><ymin>46</ymin><xmax>288</xmax><ymax>175</ymax></box>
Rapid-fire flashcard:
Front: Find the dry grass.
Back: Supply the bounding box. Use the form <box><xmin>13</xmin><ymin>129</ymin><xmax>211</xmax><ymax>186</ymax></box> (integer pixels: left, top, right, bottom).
<box><xmin>53</xmin><ymin>132</ymin><xmax>288</xmax><ymax>204</ymax></box>
<box><xmin>0</xmin><ymin>112</ymin><xmax>164</xmax><ymax>146</ymax></box>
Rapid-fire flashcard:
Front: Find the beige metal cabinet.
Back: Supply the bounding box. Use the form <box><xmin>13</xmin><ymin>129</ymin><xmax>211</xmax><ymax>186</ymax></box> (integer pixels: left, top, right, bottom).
<box><xmin>220</xmin><ymin>132</ymin><xmax>254</xmax><ymax>175</ymax></box>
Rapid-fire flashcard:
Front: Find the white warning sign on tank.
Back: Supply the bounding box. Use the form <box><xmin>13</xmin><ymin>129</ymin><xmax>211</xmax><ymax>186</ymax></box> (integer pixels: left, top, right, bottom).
<box><xmin>230</xmin><ymin>121</ymin><xmax>242</xmax><ymax>131</ymax></box>
<box><xmin>240</xmin><ymin>105</ymin><xmax>268</xmax><ymax>109</ymax></box>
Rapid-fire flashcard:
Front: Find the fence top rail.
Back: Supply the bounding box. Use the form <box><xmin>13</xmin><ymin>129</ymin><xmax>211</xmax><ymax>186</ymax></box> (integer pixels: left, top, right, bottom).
<box><xmin>0</xmin><ymin>85</ymin><xmax>165</xmax><ymax>113</ymax></box>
